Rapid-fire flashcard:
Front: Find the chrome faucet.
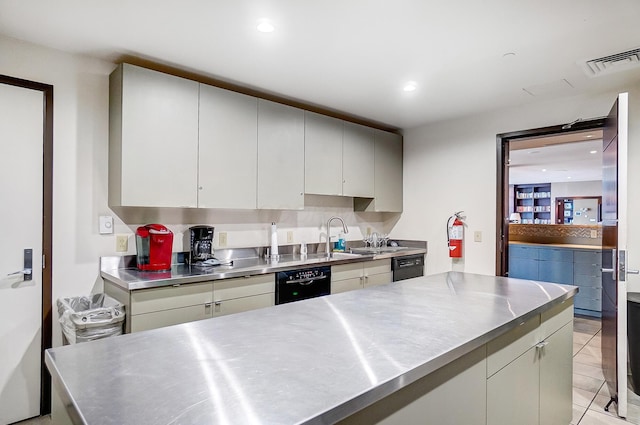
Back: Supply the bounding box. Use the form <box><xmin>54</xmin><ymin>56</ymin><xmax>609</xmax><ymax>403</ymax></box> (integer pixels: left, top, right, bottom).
<box><xmin>326</xmin><ymin>216</ymin><xmax>349</xmax><ymax>258</ymax></box>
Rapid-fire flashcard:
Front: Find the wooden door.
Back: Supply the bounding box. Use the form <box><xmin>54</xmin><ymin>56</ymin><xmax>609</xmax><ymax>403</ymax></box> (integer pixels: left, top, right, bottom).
<box><xmin>601</xmin><ymin>92</ymin><xmax>629</xmax><ymax>418</ymax></box>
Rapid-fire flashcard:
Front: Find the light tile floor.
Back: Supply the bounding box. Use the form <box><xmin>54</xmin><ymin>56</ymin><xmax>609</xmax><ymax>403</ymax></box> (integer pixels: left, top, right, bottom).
<box><xmin>14</xmin><ymin>316</ymin><xmax>640</xmax><ymax>425</ymax></box>
<box><xmin>572</xmin><ymin>316</ymin><xmax>640</xmax><ymax>425</ymax></box>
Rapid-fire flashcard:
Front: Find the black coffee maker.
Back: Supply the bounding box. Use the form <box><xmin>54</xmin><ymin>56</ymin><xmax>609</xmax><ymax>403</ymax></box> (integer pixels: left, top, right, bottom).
<box><xmin>187</xmin><ymin>225</ymin><xmax>215</xmax><ymax>263</ymax></box>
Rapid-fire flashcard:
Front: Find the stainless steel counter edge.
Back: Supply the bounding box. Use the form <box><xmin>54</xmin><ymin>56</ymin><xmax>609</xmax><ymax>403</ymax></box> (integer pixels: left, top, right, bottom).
<box><xmin>45</xmin><ymin>351</ymin><xmax>87</xmax><ymax>425</ymax></box>
<box><xmin>100</xmin><ymin>248</ymin><xmax>427</xmax><ymax>291</ymax></box>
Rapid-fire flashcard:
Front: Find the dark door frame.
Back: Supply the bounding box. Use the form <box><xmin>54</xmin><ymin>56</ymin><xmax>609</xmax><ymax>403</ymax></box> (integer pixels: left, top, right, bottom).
<box><xmin>495</xmin><ymin>118</ymin><xmax>605</xmax><ymax>276</ymax></box>
<box><xmin>1</xmin><ymin>74</ymin><xmax>53</xmax><ymax>415</ymax></box>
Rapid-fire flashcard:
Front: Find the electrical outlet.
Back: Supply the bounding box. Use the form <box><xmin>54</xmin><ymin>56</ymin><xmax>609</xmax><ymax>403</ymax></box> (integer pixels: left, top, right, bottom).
<box><xmin>366</xmin><ymin>227</ymin><xmax>372</xmax><ymax>235</ymax></box>
<box><xmin>116</xmin><ymin>235</ymin><xmax>128</xmax><ymax>252</ymax></box>
<box><xmin>474</xmin><ymin>231</ymin><xmax>482</xmax><ymax>242</ymax></box>
<box><xmin>287</xmin><ymin>231</ymin><xmax>294</xmax><ymax>243</ymax></box>
<box><xmin>590</xmin><ymin>230</ymin><xmax>598</xmax><ymax>238</ymax></box>
<box><xmin>219</xmin><ymin>232</ymin><xmax>227</xmax><ymax>247</ymax></box>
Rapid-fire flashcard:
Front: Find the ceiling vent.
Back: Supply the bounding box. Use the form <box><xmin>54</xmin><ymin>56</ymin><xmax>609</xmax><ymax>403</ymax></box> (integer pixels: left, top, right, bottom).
<box><xmin>581</xmin><ymin>48</ymin><xmax>640</xmax><ymax>77</ymax></box>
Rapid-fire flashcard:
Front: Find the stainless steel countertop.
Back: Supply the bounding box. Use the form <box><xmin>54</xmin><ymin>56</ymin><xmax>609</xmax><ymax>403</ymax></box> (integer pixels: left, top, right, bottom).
<box><xmin>46</xmin><ymin>272</ymin><xmax>577</xmax><ymax>425</ymax></box>
<box><xmin>101</xmin><ymin>247</ymin><xmax>427</xmax><ymax>291</ymax></box>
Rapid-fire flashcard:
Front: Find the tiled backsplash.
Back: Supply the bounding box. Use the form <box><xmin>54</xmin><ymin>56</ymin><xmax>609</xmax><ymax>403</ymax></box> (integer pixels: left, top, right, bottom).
<box><xmin>509</xmin><ymin>224</ymin><xmax>602</xmax><ymax>246</ymax></box>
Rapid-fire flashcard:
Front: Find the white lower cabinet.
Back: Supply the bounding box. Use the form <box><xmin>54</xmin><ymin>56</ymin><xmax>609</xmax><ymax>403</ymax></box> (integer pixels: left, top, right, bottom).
<box><xmin>212</xmin><ymin>274</ymin><xmax>275</xmax><ymax>318</ymax></box>
<box><xmin>331</xmin><ymin>259</ymin><xmax>392</xmax><ymax>294</ymax></box>
<box><xmin>487</xmin><ymin>301</ymin><xmax>573</xmax><ymax>425</ymax></box>
<box><xmin>104</xmin><ymin>274</ymin><xmax>275</xmax><ymax>333</ymax></box>
<box><xmin>128</xmin><ymin>282</ymin><xmax>213</xmax><ymax>333</ymax></box>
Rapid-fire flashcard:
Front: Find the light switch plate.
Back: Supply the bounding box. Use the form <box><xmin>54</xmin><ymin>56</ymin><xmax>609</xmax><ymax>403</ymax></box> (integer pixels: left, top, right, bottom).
<box><xmin>591</xmin><ymin>230</ymin><xmax>598</xmax><ymax>238</ymax></box>
<box><xmin>287</xmin><ymin>231</ymin><xmax>294</xmax><ymax>243</ymax></box>
<box><xmin>474</xmin><ymin>231</ymin><xmax>482</xmax><ymax>242</ymax></box>
<box><xmin>99</xmin><ymin>216</ymin><xmax>113</xmax><ymax>234</ymax></box>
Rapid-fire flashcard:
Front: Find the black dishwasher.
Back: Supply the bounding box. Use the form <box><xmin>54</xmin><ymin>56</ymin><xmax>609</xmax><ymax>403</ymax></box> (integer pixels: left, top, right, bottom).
<box><xmin>276</xmin><ymin>266</ymin><xmax>331</xmax><ymax>305</ymax></box>
<box><xmin>392</xmin><ymin>254</ymin><xmax>425</xmax><ymax>281</ymax></box>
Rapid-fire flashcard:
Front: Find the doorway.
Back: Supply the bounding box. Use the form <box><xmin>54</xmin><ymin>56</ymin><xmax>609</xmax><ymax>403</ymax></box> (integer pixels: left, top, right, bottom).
<box><xmin>0</xmin><ymin>75</ymin><xmax>53</xmax><ymax>420</ymax></box>
<box><xmin>495</xmin><ymin>118</ymin><xmax>605</xmax><ymax>276</ymax></box>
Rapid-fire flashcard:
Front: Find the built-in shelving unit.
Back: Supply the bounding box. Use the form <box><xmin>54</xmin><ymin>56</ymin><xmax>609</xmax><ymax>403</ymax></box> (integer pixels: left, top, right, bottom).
<box><xmin>514</xmin><ymin>183</ymin><xmax>552</xmax><ymax>224</ymax></box>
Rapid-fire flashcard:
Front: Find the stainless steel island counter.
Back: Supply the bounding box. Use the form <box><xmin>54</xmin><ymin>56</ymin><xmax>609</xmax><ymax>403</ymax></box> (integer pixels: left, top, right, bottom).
<box><xmin>46</xmin><ymin>272</ymin><xmax>577</xmax><ymax>425</ymax></box>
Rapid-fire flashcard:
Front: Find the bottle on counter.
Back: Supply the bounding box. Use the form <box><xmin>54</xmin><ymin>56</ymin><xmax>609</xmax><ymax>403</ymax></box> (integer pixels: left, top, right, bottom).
<box><xmin>334</xmin><ymin>232</ymin><xmax>346</xmax><ymax>252</ymax></box>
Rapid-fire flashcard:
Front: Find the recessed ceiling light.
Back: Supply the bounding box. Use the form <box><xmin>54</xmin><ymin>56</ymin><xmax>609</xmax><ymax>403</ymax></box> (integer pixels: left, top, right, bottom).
<box><xmin>567</xmin><ymin>176</ymin><xmax>572</xmax><ymax>179</ymax></box>
<box><xmin>542</xmin><ymin>169</ymin><xmax>547</xmax><ymax>172</ymax></box>
<box><xmin>403</xmin><ymin>81</ymin><xmax>417</xmax><ymax>92</ymax></box>
<box><xmin>257</xmin><ymin>20</ymin><xmax>275</xmax><ymax>33</ymax></box>
<box><xmin>590</xmin><ymin>150</ymin><xmax>598</xmax><ymax>154</ymax></box>
<box><xmin>586</xmin><ymin>135</ymin><xmax>593</xmax><ymax>138</ymax></box>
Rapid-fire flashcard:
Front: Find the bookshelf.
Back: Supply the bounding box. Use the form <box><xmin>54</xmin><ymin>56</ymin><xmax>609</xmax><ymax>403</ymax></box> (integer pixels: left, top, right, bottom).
<box><xmin>514</xmin><ymin>183</ymin><xmax>552</xmax><ymax>224</ymax></box>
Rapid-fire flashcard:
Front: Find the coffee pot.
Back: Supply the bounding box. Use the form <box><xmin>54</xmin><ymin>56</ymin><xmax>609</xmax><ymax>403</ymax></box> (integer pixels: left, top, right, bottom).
<box><xmin>188</xmin><ymin>225</ymin><xmax>215</xmax><ymax>263</ymax></box>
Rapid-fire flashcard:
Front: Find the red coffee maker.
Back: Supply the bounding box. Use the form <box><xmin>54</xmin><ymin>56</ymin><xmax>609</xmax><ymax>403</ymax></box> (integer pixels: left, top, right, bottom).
<box><xmin>135</xmin><ymin>224</ymin><xmax>173</xmax><ymax>271</ymax></box>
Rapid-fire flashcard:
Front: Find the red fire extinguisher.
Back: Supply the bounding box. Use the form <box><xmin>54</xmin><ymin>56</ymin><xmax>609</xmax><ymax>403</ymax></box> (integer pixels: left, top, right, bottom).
<box><xmin>447</xmin><ymin>211</ymin><xmax>465</xmax><ymax>258</ymax></box>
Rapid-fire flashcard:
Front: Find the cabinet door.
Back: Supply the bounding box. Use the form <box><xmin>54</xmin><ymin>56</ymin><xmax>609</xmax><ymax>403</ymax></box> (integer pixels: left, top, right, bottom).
<box><xmin>342</xmin><ymin>122</ymin><xmax>374</xmax><ymax>198</ymax></box>
<box><xmin>332</xmin><ymin>262</ymin><xmax>364</xmax><ymax>281</ymax></box>
<box><xmin>487</xmin><ymin>346</ymin><xmax>539</xmax><ymax>425</ymax></box>
<box><xmin>131</xmin><ymin>304</ymin><xmax>212</xmax><ymax>333</ymax></box>
<box><xmin>112</xmin><ymin>64</ymin><xmax>199</xmax><ymax>208</ymax></box>
<box><xmin>212</xmin><ymin>293</ymin><xmax>274</xmax><ymax>318</ymax></box>
<box><xmin>304</xmin><ymin>111</ymin><xmax>343</xmax><ymax>196</ymax></box>
<box><xmin>198</xmin><ymin>85</ymin><xmax>257</xmax><ymax>209</ymax></box>
<box><xmin>373</xmin><ymin>130</ymin><xmax>403</xmax><ymax>212</ymax></box>
<box><xmin>257</xmin><ymin>100</ymin><xmax>305</xmax><ymax>209</ymax></box>
<box><xmin>331</xmin><ymin>277</ymin><xmax>363</xmax><ymax>294</ymax></box>
<box><xmin>213</xmin><ymin>274</ymin><xmax>274</xmax><ymax>301</ymax></box>
<box><xmin>539</xmin><ymin>322</ymin><xmax>573</xmax><ymax>425</ymax></box>
<box><xmin>130</xmin><ymin>282</ymin><xmax>213</xmax><ymax>315</ymax></box>
<box><xmin>538</xmin><ymin>260</ymin><xmax>573</xmax><ymax>284</ymax></box>
<box><xmin>365</xmin><ymin>272</ymin><xmax>392</xmax><ymax>287</ymax></box>
<box><xmin>364</xmin><ymin>259</ymin><xmax>392</xmax><ymax>276</ymax></box>
<box><xmin>508</xmin><ymin>257</ymin><xmax>538</xmax><ymax>280</ymax></box>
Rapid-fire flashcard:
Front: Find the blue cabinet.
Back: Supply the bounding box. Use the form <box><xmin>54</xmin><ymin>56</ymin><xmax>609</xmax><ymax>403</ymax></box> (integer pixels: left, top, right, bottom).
<box><xmin>573</xmin><ymin>249</ymin><xmax>602</xmax><ymax>317</ymax></box>
<box><xmin>508</xmin><ymin>244</ymin><xmax>601</xmax><ymax>317</ymax></box>
<box><xmin>509</xmin><ymin>245</ymin><xmax>539</xmax><ymax>280</ymax></box>
<box><xmin>538</xmin><ymin>248</ymin><xmax>573</xmax><ymax>285</ymax></box>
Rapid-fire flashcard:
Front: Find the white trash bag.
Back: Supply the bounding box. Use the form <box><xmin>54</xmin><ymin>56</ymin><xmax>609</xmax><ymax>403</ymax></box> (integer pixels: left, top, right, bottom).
<box><xmin>57</xmin><ymin>294</ymin><xmax>125</xmax><ymax>344</ymax></box>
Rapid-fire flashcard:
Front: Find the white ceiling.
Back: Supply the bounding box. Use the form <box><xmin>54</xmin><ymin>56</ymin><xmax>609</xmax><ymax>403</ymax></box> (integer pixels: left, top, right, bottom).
<box><xmin>1</xmin><ymin>1</ymin><xmax>640</xmax><ymax>129</ymax></box>
<box><xmin>508</xmin><ymin>131</ymin><xmax>603</xmax><ymax>184</ymax></box>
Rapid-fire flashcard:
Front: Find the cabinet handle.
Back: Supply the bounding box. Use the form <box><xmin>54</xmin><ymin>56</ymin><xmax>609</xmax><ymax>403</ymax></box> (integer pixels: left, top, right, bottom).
<box><xmin>535</xmin><ymin>341</ymin><xmax>548</xmax><ymax>349</ymax></box>
<box><xmin>205</xmin><ymin>302</ymin><xmax>212</xmax><ymax>314</ymax></box>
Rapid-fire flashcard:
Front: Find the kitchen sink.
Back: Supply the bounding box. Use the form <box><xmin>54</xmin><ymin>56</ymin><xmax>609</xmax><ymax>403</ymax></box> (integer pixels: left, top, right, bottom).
<box><xmin>349</xmin><ymin>246</ymin><xmax>410</xmax><ymax>255</ymax></box>
<box><xmin>329</xmin><ymin>252</ymin><xmax>368</xmax><ymax>259</ymax></box>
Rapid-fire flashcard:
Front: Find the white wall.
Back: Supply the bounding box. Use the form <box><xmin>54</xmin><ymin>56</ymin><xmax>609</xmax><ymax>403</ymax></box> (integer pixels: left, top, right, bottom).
<box><xmin>0</xmin><ymin>36</ymin><xmax>395</xmax><ymax>345</ymax></box>
<box><xmin>394</xmin><ymin>85</ymin><xmax>640</xmax><ymax>281</ymax></box>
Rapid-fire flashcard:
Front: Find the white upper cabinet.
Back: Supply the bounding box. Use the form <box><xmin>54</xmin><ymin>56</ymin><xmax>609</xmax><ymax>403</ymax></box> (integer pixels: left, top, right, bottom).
<box><xmin>373</xmin><ymin>130</ymin><xmax>403</xmax><ymax>212</ymax></box>
<box><xmin>304</xmin><ymin>111</ymin><xmax>343</xmax><ymax>196</ymax></box>
<box><xmin>109</xmin><ymin>63</ymin><xmax>199</xmax><ymax>208</ymax></box>
<box><xmin>198</xmin><ymin>85</ymin><xmax>258</xmax><ymax>209</ymax></box>
<box><xmin>257</xmin><ymin>99</ymin><xmax>305</xmax><ymax>210</ymax></box>
<box><xmin>342</xmin><ymin>122</ymin><xmax>375</xmax><ymax>198</ymax></box>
